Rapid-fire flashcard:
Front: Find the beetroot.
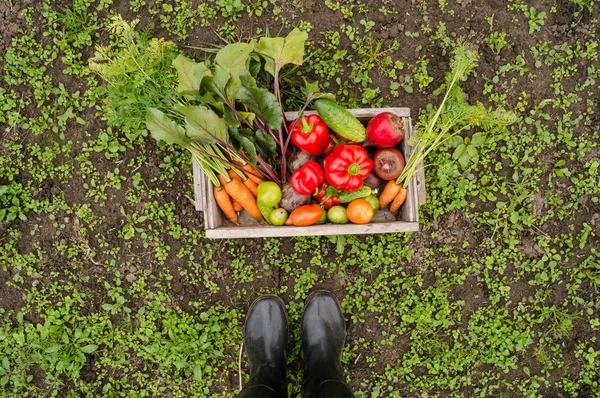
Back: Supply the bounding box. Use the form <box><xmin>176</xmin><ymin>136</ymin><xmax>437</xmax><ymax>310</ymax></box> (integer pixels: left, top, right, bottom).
<box><xmin>373</xmin><ymin>148</ymin><xmax>405</xmax><ymax>180</ymax></box>
<box><xmin>365</xmin><ymin>112</ymin><xmax>405</xmax><ymax>148</ymax></box>
<box><xmin>363</xmin><ymin>172</ymin><xmax>383</xmax><ymax>188</ymax></box>
<box><xmin>287</xmin><ymin>150</ymin><xmax>317</xmax><ymax>174</ymax></box>
<box><xmin>280</xmin><ymin>183</ymin><xmax>311</xmax><ymax>212</ymax></box>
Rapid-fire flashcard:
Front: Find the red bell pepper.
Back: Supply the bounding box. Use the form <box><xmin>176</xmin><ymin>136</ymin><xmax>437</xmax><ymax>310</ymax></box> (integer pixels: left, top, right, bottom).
<box><xmin>313</xmin><ymin>183</ymin><xmax>340</xmax><ymax>209</ymax></box>
<box><xmin>290</xmin><ymin>161</ymin><xmax>325</xmax><ymax>195</ymax></box>
<box><xmin>323</xmin><ymin>144</ymin><xmax>373</xmax><ymax>192</ymax></box>
<box><xmin>322</xmin><ymin>137</ymin><xmax>336</xmax><ymax>156</ymax></box>
<box><xmin>290</xmin><ymin>114</ymin><xmax>330</xmax><ymax>156</ymax></box>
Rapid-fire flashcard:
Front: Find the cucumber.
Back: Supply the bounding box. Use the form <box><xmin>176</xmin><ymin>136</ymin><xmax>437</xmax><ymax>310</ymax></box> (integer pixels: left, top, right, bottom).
<box><xmin>338</xmin><ymin>186</ymin><xmax>371</xmax><ymax>203</ymax></box>
<box><xmin>313</xmin><ymin>99</ymin><xmax>366</xmax><ymax>143</ymax></box>
<box><xmin>257</xmin><ymin>200</ymin><xmax>274</xmax><ymax>223</ymax></box>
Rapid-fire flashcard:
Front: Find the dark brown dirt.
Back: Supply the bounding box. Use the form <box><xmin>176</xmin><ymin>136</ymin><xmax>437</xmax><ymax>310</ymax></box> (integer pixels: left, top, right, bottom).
<box><xmin>1</xmin><ymin>0</ymin><xmax>599</xmax><ymax>395</ymax></box>
<box><xmin>0</xmin><ymin>0</ymin><xmax>28</xmax><ymax>55</ymax></box>
<box><xmin>0</xmin><ymin>269</ymin><xmax>23</xmax><ymax>311</ymax></box>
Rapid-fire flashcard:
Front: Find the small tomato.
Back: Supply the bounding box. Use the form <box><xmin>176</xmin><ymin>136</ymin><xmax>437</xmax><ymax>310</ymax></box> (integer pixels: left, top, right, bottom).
<box><xmin>318</xmin><ymin>208</ymin><xmax>327</xmax><ymax>224</ymax></box>
<box><xmin>327</xmin><ymin>206</ymin><xmax>349</xmax><ymax>224</ymax></box>
<box><xmin>363</xmin><ymin>195</ymin><xmax>380</xmax><ymax>212</ymax></box>
<box><xmin>257</xmin><ymin>182</ymin><xmax>282</xmax><ymax>207</ymax></box>
<box><xmin>346</xmin><ymin>199</ymin><xmax>374</xmax><ymax>224</ymax></box>
<box><xmin>269</xmin><ymin>208</ymin><xmax>288</xmax><ymax>226</ymax></box>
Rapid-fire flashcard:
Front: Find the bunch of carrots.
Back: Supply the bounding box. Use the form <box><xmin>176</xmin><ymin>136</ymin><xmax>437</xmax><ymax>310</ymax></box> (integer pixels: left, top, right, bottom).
<box><xmin>212</xmin><ymin>163</ymin><xmax>264</xmax><ymax>224</ymax></box>
<box><xmin>378</xmin><ymin>41</ymin><xmax>517</xmax><ymax>214</ymax></box>
<box><xmin>379</xmin><ymin>181</ymin><xmax>408</xmax><ymax>214</ymax></box>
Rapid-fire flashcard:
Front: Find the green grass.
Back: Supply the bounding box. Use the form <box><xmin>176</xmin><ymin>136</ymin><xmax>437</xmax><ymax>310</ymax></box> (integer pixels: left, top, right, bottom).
<box><xmin>0</xmin><ymin>0</ymin><xmax>599</xmax><ymax>397</ymax></box>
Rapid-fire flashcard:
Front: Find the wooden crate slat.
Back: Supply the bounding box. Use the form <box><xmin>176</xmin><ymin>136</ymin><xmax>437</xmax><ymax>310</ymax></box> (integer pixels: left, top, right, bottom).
<box><xmin>192</xmin><ymin>160</ymin><xmax>204</xmax><ymax>211</ymax></box>
<box><xmin>202</xmin><ymin>174</ymin><xmax>212</xmax><ymax>229</ymax></box>
<box><xmin>284</xmin><ymin>107</ymin><xmax>411</xmax><ymax>120</ymax></box>
<box><xmin>212</xmin><ymin>178</ymin><xmax>223</xmax><ymax>228</ymax></box>
<box><xmin>203</xmin><ymin>176</ymin><xmax>222</xmax><ymax>229</ymax></box>
<box><xmin>205</xmin><ymin>221</ymin><xmax>419</xmax><ymax>239</ymax></box>
<box><xmin>416</xmin><ymin>168</ymin><xmax>427</xmax><ymax>206</ymax></box>
<box><xmin>400</xmin><ymin>117</ymin><xmax>418</xmax><ymax>223</ymax></box>
<box><xmin>408</xmin><ymin>121</ymin><xmax>427</xmax><ymax>207</ymax></box>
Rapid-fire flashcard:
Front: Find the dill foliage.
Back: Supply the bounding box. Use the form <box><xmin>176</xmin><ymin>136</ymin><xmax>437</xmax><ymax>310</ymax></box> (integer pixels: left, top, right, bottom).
<box><xmin>89</xmin><ymin>16</ymin><xmax>179</xmax><ymax>139</ymax></box>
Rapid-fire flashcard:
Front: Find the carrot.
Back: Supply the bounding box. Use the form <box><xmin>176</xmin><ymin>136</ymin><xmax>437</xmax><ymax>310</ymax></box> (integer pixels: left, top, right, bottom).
<box><xmin>228</xmin><ymin>169</ymin><xmax>243</xmax><ymax>181</ymax></box>
<box><xmin>213</xmin><ymin>186</ymin><xmax>238</xmax><ymax>223</ymax></box>
<box><xmin>231</xmin><ymin>198</ymin><xmax>243</xmax><ymax>212</ymax></box>
<box><xmin>218</xmin><ymin>175</ymin><xmax>263</xmax><ymax>220</ymax></box>
<box><xmin>243</xmin><ymin>163</ymin><xmax>263</xmax><ymax>185</ymax></box>
<box><xmin>243</xmin><ymin>178</ymin><xmax>259</xmax><ymax>197</ymax></box>
<box><xmin>229</xmin><ymin>169</ymin><xmax>258</xmax><ymax>196</ymax></box>
<box><xmin>379</xmin><ymin>180</ymin><xmax>402</xmax><ymax>208</ymax></box>
<box><xmin>389</xmin><ymin>185</ymin><xmax>408</xmax><ymax>213</ymax></box>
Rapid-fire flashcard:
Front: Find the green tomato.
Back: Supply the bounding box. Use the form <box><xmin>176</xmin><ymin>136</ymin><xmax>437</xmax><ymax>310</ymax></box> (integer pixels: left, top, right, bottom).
<box><xmin>327</xmin><ymin>205</ymin><xmax>349</xmax><ymax>224</ymax></box>
<box><xmin>257</xmin><ymin>181</ymin><xmax>282</xmax><ymax>207</ymax></box>
<box><xmin>364</xmin><ymin>195</ymin><xmax>380</xmax><ymax>212</ymax></box>
<box><xmin>317</xmin><ymin>208</ymin><xmax>327</xmax><ymax>224</ymax></box>
<box><xmin>269</xmin><ymin>208</ymin><xmax>288</xmax><ymax>226</ymax></box>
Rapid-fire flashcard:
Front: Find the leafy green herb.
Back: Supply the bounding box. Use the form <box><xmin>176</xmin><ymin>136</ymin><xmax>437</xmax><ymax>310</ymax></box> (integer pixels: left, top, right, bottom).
<box><xmin>397</xmin><ymin>41</ymin><xmax>518</xmax><ymax>187</ymax></box>
<box><xmin>88</xmin><ymin>16</ymin><xmax>179</xmax><ymax>140</ymax></box>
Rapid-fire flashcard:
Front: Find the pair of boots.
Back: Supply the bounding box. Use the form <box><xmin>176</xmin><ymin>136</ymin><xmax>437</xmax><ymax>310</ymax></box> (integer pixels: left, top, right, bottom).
<box><xmin>239</xmin><ymin>291</ymin><xmax>354</xmax><ymax>398</ymax></box>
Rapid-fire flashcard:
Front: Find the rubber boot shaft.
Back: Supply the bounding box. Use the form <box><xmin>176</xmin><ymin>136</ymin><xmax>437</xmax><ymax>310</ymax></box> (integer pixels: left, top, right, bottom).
<box><xmin>239</xmin><ymin>295</ymin><xmax>288</xmax><ymax>398</ymax></box>
<box><xmin>301</xmin><ymin>291</ymin><xmax>354</xmax><ymax>398</ymax></box>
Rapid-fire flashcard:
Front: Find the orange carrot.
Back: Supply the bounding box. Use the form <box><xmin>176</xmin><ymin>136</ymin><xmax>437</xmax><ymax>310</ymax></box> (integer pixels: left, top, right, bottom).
<box><xmin>218</xmin><ymin>175</ymin><xmax>263</xmax><ymax>220</ymax></box>
<box><xmin>243</xmin><ymin>163</ymin><xmax>263</xmax><ymax>185</ymax></box>
<box><xmin>379</xmin><ymin>180</ymin><xmax>402</xmax><ymax>208</ymax></box>
<box><xmin>228</xmin><ymin>169</ymin><xmax>243</xmax><ymax>181</ymax></box>
<box><xmin>213</xmin><ymin>186</ymin><xmax>238</xmax><ymax>223</ymax></box>
<box><xmin>231</xmin><ymin>198</ymin><xmax>243</xmax><ymax>212</ymax></box>
<box><xmin>243</xmin><ymin>178</ymin><xmax>258</xmax><ymax>197</ymax></box>
<box><xmin>229</xmin><ymin>169</ymin><xmax>257</xmax><ymax>197</ymax></box>
<box><xmin>389</xmin><ymin>185</ymin><xmax>408</xmax><ymax>213</ymax></box>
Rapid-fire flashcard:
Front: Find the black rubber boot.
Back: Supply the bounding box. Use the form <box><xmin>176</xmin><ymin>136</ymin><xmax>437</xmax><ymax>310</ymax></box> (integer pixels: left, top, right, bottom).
<box><xmin>300</xmin><ymin>291</ymin><xmax>354</xmax><ymax>398</ymax></box>
<box><xmin>238</xmin><ymin>295</ymin><xmax>289</xmax><ymax>398</ymax></box>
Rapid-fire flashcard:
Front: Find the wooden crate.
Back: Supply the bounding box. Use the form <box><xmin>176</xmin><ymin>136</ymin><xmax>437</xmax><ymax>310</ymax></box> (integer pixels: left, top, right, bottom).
<box><xmin>193</xmin><ymin>107</ymin><xmax>426</xmax><ymax>239</ymax></box>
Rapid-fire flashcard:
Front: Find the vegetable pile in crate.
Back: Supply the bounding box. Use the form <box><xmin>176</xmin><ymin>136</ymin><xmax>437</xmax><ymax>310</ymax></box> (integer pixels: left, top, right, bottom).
<box><xmin>195</xmin><ymin>107</ymin><xmax>424</xmax><ymax>238</ymax></box>
<box><xmin>89</xmin><ymin>19</ymin><xmax>517</xmax><ymax>239</ymax></box>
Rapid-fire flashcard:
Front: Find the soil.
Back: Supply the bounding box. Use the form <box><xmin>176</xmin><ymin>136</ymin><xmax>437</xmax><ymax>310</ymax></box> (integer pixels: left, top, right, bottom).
<box><xmin>0</xmin><ymin>1</ymin><xmax>27</xmax><ymax>54</ymax></box>
<box><xmin>1</xmin><ymin>0</ymin><xmax>600</xmax><ymax>395</ymax></box>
